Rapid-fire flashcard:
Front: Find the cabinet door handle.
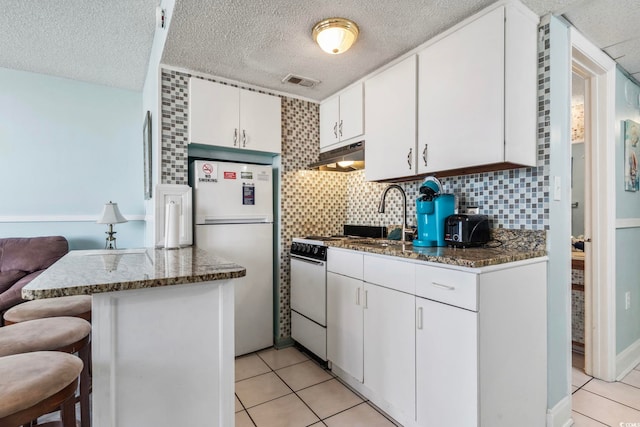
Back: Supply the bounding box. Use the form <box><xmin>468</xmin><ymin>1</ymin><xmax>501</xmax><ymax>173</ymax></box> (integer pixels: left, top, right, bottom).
<box><xmin>233</xmin><ymin>128</ymin><xmax>238</xmax><ymax>146</ymax></box>
<box><xmin>356</xmin><ymin>287</ymin><xmax>360</xmax><ymax>306</ymax></box>
<box><xmin>407</xmin><ymin>147</ymin><xmax>413</xmax><ymax>170</ymax></box>
<box><xmin>242</xmin><ymin>129</ymin><xmax>247</xmax><ymax>147</ymax></box>
<box><xmin>364</xmin><ymin>290</ymin><xmax>368</xmax><ymax>309</ymax></box>
<box><xmin>417</xmin><ymin>307</ymin><xmax>423</xmax><ymax>330</ymax></box>
<box><xmin>422</xmin><ymin>144</ymin><xmax>428</xmax><ymax>166</ymax></box>
<box><xmin>432</xmin><ymin>282</ymin><xmax>455</xmax><ymax>291</ymax></box>
<box><xmin>339</xmin><ymin>119</ymin><xmax>343</xmax><ymax>137</ymax></box>
<box><xmin>333</xmin><ymin>122</ymin><xmax>338</xmax><ymax>139</ymax></box>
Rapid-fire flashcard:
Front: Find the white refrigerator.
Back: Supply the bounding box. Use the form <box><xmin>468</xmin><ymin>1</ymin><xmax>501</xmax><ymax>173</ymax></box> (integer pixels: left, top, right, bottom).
<box><xmin>192</xmin><ymin>160</ymin><xmax>273</xmax><ymax>356</ymax></box>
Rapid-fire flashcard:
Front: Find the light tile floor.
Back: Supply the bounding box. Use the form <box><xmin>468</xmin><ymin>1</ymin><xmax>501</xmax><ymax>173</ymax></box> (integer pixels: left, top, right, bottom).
<box><xmin>572</xmin><ymin>352</ymin><xmax>640</xmax><ymax>426</ymax></box>
<box><xmin>235</xmin><ymin>346</ymin><xmax>399</xmax><ymax>427</ymax></box>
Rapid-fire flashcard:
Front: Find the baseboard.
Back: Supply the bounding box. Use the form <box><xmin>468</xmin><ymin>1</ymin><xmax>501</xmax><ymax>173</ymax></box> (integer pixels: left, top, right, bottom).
<box><xmin>274</xmin><ymin>336</ymin><xmax>294</xmax><ymax>349</ymax></box>
<box><xmin>546</xmin><ymin>394</ymin><xmax>573</xmax><ymax>427</ymax></box>
<box><xmin>616</xmin><ymin>337</ymin><xmax>640</xmax><ymax>380</ymax></box>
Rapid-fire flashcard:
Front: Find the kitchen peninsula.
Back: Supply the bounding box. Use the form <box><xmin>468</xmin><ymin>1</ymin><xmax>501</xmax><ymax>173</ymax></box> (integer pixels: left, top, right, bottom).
<box><xmin>22</xmin><ymin>247</ymin><xmax>246</xmax><ymax>427</ymax></box>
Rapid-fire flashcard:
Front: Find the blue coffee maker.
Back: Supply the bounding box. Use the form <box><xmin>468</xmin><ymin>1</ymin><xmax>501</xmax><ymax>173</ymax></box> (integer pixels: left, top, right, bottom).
<box><xmin>413</xmin><ymin>176</ymin><xmax>455</xmax><ymax>247</ymax></box>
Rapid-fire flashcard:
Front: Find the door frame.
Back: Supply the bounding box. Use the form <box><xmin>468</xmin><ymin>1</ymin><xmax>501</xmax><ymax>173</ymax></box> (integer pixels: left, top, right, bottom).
<box><xmin>570</xmin><ymin>27</ymin><xmax>617</xmax><ymax>381</ymax></box>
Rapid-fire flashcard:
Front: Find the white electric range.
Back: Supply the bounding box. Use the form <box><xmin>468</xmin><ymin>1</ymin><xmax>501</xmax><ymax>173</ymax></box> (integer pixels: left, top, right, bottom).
<box><xmin>289</xmin><ymin>236</ymin><xmax>339</xmax><ymax>361</ymax></box>
<box><xmin>289</xmin><ymin>227</ymin><xmax>387</xmax><ymax>361</ymax></box>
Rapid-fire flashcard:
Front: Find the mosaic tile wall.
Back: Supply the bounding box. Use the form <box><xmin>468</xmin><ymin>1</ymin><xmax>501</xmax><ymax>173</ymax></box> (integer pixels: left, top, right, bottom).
<box><xmin>160</xmin><ymin>22</ymin><xmax>551</xmax><ymax>340</ymax></box>
<box><xmin>572</xmin><ymin>266</ymin><xmax>585</xmax><ymax>348</ymax></box>
<box><xmin>160</xmin><ymin>69</ymin><xmax>344</xmax><ymax>340</ymax></box>
<box><xmin>278</xmin><ymin>97</ymin><xmax>346</xmax><ymax>338</ymax></box>
<box><xmin>160</xmin><ymin>70</ymin><xmax>189</xmax><ymax>185</ymax></box>
<box><xmin>344</xmin><ymin>23</ymin><xmax>551</xmax><ymax>231</ymax></box>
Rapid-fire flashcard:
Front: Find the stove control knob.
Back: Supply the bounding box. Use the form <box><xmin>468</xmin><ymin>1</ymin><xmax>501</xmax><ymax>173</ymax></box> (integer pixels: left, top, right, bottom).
<box><xmin>312</xmin><ymin>246</ymin><xmax>319</xmax><ymax>255</ymax></box>
<box><xmin>304</xmin><ymin>245</ymin><xmax>311</xmax><ymax>253</ymax></box>
<box><xmin>291</xmin><ymin>243</ymin><xmax>298</xmax><ymax>252</ymax></box>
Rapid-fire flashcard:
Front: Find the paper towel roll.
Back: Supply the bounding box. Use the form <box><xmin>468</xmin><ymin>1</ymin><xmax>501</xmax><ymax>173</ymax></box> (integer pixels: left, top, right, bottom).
<box><xmin>164</xmin><ymin>201</ymin><xmax>180</xmax><ymax>249</ymax></box>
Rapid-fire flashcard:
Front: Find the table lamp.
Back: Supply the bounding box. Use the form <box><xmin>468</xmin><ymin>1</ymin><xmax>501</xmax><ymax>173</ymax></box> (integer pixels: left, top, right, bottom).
<box><xmin>97</xmin><ymin>201</ymin><xmax>128</xmax><ymax>249</ymax></box>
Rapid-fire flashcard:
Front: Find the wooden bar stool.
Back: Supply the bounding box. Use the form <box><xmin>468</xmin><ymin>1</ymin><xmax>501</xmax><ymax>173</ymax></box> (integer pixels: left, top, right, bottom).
<box><xmin>3</xmin><ymin>295</ymin><xmax>92</xmax><ymax>325</ymax></box>
<box><xmin>0</xmin><ymin>317</ymin><xmax>92</xmax><ymax>427</ymax></box>
<box><xmin>0</xmin><ymin>351</ymin><xmax>82</xmax><ymax>427</ymax></box>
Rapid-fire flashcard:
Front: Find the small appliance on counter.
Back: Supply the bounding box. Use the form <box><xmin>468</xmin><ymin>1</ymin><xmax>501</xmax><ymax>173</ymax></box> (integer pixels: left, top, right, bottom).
<box><xmin>413</xmin><ymin>176</ymin><xmax>455</xmax><ymax>247</ymax></box>
<box><xmin>444</xmin><ymin>214</ymin><xmax>491</xmax><ymax>247</ymax></box>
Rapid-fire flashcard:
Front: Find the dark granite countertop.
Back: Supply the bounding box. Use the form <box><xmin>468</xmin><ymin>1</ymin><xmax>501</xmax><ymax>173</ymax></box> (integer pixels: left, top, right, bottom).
<box><xmin>325</xmin><ymin>228</ymin><xmax>547</xmax><ymax>268</ymax></box>
<box><xmin>22</xmin><ymin>247</ymin><xmax>246</xmax><ymax>299</ymax></box>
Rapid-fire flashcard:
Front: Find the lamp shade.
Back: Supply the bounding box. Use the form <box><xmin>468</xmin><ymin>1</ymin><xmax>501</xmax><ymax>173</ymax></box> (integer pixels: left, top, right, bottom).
<box><xmin>97</xmin><ymin>201</ymin><xmax>128</xmax><ymax>224</ymax></box>
<box><xmin>313</xmin><ymin>18</ymin><xmax>359</xmax><ymax>55</ymax></box>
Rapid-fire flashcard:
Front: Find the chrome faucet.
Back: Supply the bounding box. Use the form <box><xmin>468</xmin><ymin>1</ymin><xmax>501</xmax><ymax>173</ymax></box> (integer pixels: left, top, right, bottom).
<box><xmin>378</xmin><ymin>184</ymin><xmax>410</xmax><ymax>243</ymax></box>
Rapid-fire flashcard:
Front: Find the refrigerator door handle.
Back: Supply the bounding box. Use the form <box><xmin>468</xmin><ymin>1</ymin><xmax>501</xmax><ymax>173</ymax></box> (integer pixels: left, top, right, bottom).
<box><xmin>202</xmin><ymin>217</ymin><xmax>271</xmax><ymax>224</ymax></box>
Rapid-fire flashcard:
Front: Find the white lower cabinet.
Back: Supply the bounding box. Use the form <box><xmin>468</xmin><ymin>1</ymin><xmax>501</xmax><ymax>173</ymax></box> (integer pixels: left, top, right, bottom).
<box><xmin>363</xmin><ymin>282</ymin><xmax>416</xmax><ymax>422</ymax></box>
<box><xmin>326</xmin><ymin>249</ymin><xmax>547</xmax><ymax>427</ymax></box>
<box><xmin>327</xmin><ymin>271</ymin><xmax>363</xmax><ymax>382</ymax></box>
<box><xmin>416</xmin><ymin>297</ymin><xmax>478</xmax><ymax>426</ymax></box>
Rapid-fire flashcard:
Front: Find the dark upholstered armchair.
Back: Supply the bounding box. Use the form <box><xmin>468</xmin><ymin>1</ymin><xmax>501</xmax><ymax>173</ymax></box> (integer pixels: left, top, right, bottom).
<box><xmin>0</xmin><ymin>236</ymin><xmax>68</xmax><ymax>316</ymax></box>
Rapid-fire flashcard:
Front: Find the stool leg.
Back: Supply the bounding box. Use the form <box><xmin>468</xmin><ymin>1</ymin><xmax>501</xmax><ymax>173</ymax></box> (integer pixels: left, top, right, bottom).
<box><xmin>79</xmin><ymin>343</ymin><xmax>91</xmax><ymax>427</ymax></box>
<box><xmin>61</xmin><ymin>394</ymin><xmax>76</xmax><ymax>427</ymax></box>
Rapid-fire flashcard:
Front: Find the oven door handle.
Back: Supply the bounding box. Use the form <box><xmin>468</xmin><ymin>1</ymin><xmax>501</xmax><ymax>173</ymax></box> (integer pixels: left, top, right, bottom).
<box><xmin>290</xmin><ymin>254</ymin><xmax>325</xmax><ymax>266</ymax></box>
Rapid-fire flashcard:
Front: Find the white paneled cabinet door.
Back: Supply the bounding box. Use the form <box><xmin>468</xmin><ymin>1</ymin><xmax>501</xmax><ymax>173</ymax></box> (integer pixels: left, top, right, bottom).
<box><xmin>319</xmin><ymin>96</ymin><xmax>340</xmax><ymax>150</ymax></box>
<box><xmin>240</xmin><ymin>89</ymin><xmax>282</xmax><ymax>153</ymax></box>
<box><xmin>338</xmin><ymin>83</ymin><xmax>364</xmax><ymax>142</ymax></box>
<box><xmin>327</xmin><ymin>272</ymin><xmax>363</xmax><ymax>382</ymax></box>
<box><xmin>189</xmin><ymin>78</ymin><xmax>239</xmax><ymax>148</ymax></box>
<box><xmin>363</xmin><ymin>283</ymin><xmax>415</xmax><ymax>420</ymax></box>
<box><xmin>365</xmin><ymin>55</ymin><xmax>417</xmax><ymax>181</ymax></box>
<box><xmin>417</xmin><ymin>6</ymin><xmax>504</xmax><ymax>174</ymax></box>
<box><xmin>416</xmin><ymin>296</ymin><xmax>478</xmax><ymax>427</ymax></box>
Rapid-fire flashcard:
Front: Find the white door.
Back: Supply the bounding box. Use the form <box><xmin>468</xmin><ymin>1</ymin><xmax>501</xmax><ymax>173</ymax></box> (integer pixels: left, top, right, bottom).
<box><xmin>365</xmin><ymin>55</ymin><xmax>417</xmax><ymax>181</ymax></box>
<box><xmin>363</xmin><ymin>283</ymin><xmax>415</xmax><ymax>420</ymax></box>
<box><xmin>320</xmin><ymin>96</ymin><xmax>340</xmax><ymax>150</ymax></box>
<box><xmin>418</xmin><ymin>6</ymin><xmax>504</xmax><ymax>173</ymax></box>
<box><xmin>194</xmin><ymin>223</ymin><xmax>273</xmax><ymax>356</ymax></box>
<box><xmin>416</xmin><ymin>296</ymin><xmax>478</xmax><ymax>426</ymax></box>
<box><xmin>240</xmin><ymin>89</ymin><xmax>282</xmax><ymax>154</ymax></box>
<box><xmin>192</xmin><ymin>161</ymin><xmax>273</xmax><ymax>224</ymax></box>
<box><xmin>327</xmin><ymin>271</ymin><xmax>363</xmax><ymax>382</ymax></box>
<box><xmin>188</xmin><ymin>78</ymin><xmax>239</xmax><ymax>148</ymax></box>
<box><xmin>338</xmin><ymin>83</ymin><xmax>364</xmax><ymax>142</ymax></box>
<box><xmin>290</xmin><ymin>255</ymin><xmax>326</xmax><ymax>325</ymax></box>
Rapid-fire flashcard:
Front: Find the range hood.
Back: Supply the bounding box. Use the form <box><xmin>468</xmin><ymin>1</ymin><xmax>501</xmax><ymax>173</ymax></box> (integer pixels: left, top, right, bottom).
<box><xmin>309</xmin><ymin>141</ymin><xmax>364</xmax><ymax>172</ymax></box>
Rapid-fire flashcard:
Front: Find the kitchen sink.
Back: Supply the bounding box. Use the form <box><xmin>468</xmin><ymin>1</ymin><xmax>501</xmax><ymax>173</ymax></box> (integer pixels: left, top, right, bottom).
<box><xmin>349</xmin><ymin>238</ymin><xmax>413</xmax><ymax>248</ymax></box>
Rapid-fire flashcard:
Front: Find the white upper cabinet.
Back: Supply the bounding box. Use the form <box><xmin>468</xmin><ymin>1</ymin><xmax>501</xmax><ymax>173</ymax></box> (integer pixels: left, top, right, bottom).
<box><xmin>417</xmin><ymin>4</ymin><xmax>538</xmax><ymax>174</ymax></box>
<box><xmin>365</xmin><ymin>55</ymin><xmax>418</xmax><ymax>181</ymax></box>
<box><xmin>320</xmin><ymin>83</ymin><xmax>364</xmax><ymax>151</ymax></box>
<box><xmin>188</xmin><ymin>78</ymin><xmax>281</xmax><ymax>154</ymax></box>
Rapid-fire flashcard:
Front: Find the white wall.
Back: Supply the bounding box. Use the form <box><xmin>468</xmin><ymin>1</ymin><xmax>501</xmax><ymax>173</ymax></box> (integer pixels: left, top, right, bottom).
<box><xmin>546</xmin><ymin>15</ymin><xmax>573</xmax><ymax>411</ymax></box>
<box><xmin>142</xmin><ymin>0</ymin><xmax>176</xmax><ymax>247</ymax></box>
<box><xmin>0</xmin><ymin>67</ymin><xmax>144</xmax><ymax>249</ymax></box>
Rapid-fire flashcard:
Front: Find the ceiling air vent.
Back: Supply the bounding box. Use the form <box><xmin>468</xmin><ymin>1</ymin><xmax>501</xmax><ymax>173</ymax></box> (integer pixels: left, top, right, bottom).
<box><xmin>282</xmin><ymin>73</ymin><xmax>320</xmax><ymax>88</ymax></box>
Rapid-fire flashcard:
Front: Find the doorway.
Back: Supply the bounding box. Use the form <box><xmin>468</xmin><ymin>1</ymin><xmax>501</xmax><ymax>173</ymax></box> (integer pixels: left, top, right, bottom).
<box><xmin>570</xmin><ymin>69</ymin><xmax>588</xmax><ymax>373</ymax></box>
<box><xmin>570</xmin><ymin>28</ymin><xmax>617</xmax><ymax>382</ymax></box>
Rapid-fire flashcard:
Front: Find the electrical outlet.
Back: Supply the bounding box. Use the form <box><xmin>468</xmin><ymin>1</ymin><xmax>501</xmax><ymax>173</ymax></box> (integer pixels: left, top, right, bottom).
<box><xmin>625</xmin><ymin>291</ymin><xmax>631</xmax><ymax>310</ymax></box>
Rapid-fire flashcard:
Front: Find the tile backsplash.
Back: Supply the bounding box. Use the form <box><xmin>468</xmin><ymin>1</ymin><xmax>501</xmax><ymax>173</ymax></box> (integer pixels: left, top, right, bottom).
<box><xmin>160</xmin><ymin>21</ymin><xmax>550</xmax><ymax>340</ymax></box>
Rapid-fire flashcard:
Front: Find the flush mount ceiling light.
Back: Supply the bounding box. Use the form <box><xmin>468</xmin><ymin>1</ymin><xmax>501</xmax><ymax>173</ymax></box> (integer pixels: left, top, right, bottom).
<box><xmin>312</xmin><ymin>17</ymin><xmax>359</xmax><ymax>55</ymax></box>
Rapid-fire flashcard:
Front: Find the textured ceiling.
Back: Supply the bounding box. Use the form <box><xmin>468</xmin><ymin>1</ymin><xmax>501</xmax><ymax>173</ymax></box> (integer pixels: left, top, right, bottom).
<box><xmin>0</xmin><ymin>0</ymin><xmax>159</xmax><ymax>91</ymax></box>
<box><xmin>0</xmin><ymin>0</ymin><xmax>639</xmax><ymax>99</ymax></box>
<box><xmin>562</xmin><ymin>0</ymin><xmax>640</xmax><ymax>79</ymax></box>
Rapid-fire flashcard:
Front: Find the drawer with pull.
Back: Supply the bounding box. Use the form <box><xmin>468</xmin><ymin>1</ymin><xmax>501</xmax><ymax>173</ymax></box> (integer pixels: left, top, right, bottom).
<box><xmin>415</xmin><ymin>265</ymin><xmax>478</xmax><ymax>311</ymax></box>
<box><xmin>327</xmin><ymin>247</ymin><xmax>364</xmax><ymax>279</ymax></box>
